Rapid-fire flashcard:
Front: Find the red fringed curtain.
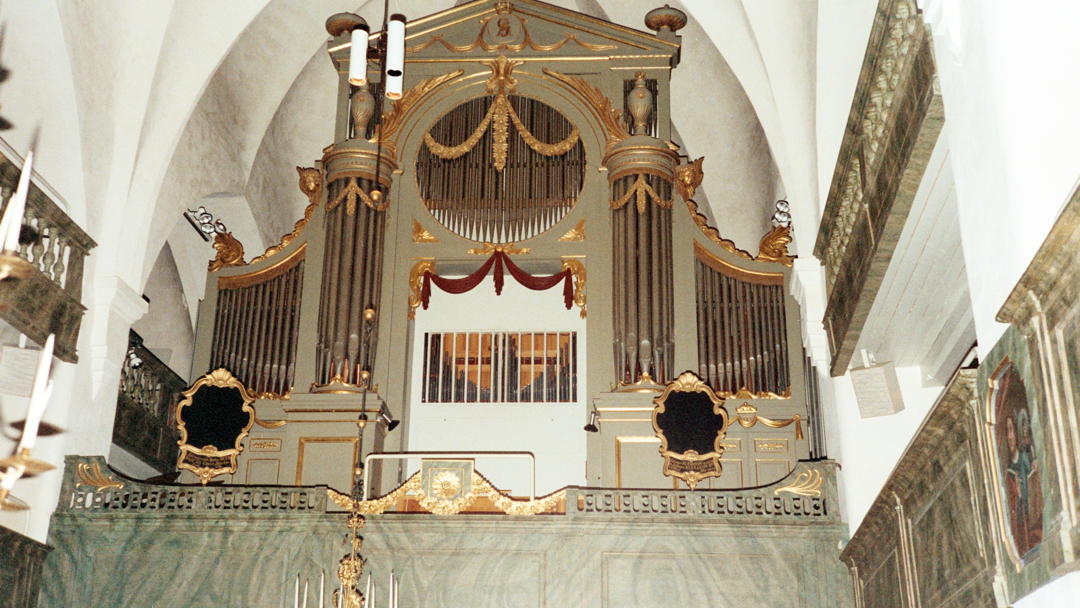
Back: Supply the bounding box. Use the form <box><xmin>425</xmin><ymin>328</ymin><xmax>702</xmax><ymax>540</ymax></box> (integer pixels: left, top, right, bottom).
<box><xmin>421</xmin><ymin>251</ymin><xmax>574</xmax><ymax>311</ymax></box>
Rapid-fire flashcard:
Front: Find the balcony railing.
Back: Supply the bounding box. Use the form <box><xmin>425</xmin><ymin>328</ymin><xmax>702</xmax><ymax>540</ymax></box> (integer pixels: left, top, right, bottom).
<box><xmin>112</xmin><ymin>330</ymin><xmax>186</xmax><ymax>472</ymax></box>
<box><xmin>0</xmin><ymin>150</ymin><xmax>96</xmax><ymax>362</ymax></box>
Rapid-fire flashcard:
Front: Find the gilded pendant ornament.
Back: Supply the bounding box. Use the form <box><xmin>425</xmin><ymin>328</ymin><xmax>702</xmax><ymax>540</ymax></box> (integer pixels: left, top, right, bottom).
<box><xmin>407</xmin><ymin>258</ymin><xmax>436</xmax><ymax>319</ymax></box>
<box><xmin>406</xmin><ymin>1</ymin><xmax>617</xmax><ymax>55</ymax></box>
<box><xmin>248</xmin><ymin>167</ymin><xmax>322</xmax><ymax>265</ymax></box>
<box><xmin>412</xmin><ymin>219</ymin><xmax>439</xmax><ymax>243</ymax></box>
<box><xmin>75</xmin><ymin>461</ymin><xmax>124</xmax><ymax>491</ymax></box>
<box><xmin>675</xmin><ymin>157</ymin><xmax>704</xmax><ymax>201</ymax></box>
<box><xmin>208</xmin><ymin>231</ymin><xmax>246</xmax><ymax>271</ymax></box>
<box><xmin>560</xmin><ymin>257</ymin><xmax>587</xmax><ymax>318</ymax></box>
<box><xmin>422</xmin><ymin>57</ymin><xmax>580</xmax><ymax>172</ymax></box>
<box><xmin>370</xmin><ymin>69</ymin><xmax>466</xmax><ymax>159</ymax></box>
<box><xmin>557</xmin><ymin>219</ymin><xmax>585</xmax><ymax>242</ymax></box>
<box><xmin>542</xmin><ymin>68</ymin><xmax>629</xmax><ymax>149</ymax></box>
<box><xmin>757</xmin><ymin>224</ymin><xmax>795</xmax><ymax>267</ymax></box>
<box><xmin>773</xmin><ymin>468</ymin><xmax>823</xmax><ymax>497</ymax></box>
<box><xmin>734</xmin><ymin>403</ymin><xmax>803</xmax><ymax>439</ymax></box>
<box><xmin>610</xmin><ymin>173</ymin><xmax>673</xmax><ymax>213</ymax></box>
<box><xmin>327</xmin><ymin>176</ymin><xmax>390</xmax><ymax>215</ymax></box>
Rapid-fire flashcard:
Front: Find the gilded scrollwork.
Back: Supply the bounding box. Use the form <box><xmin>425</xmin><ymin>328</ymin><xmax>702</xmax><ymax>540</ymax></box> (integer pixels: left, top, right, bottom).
<box><xmin>734</xmin><ymin>403</ymin><xmax>804</xmax><ymax>439</ymax></box>
<box><xmin>557</xmin><ymin>219</ymin><xmax>585</xmax><ymax>242</ymax></box>
<box><xmin>208</xmin><ymin>231</ymin><xmax>246</xmax><ymax>272</ymax></box>
<box><xmin>175</xmin><ymin>368</ymin><xmax>256</xmax><ymax>485</ymax></box>
<box><xmin>675</xmin><ymin>157</ymin><xmax>704</xmax><ymax>201</ymax></box>
<box><xmin>412</xmin><ymin>219</ymin><xmax>439</xmax><ymax>243</ymax></box>
<box><xmin>757</xmin><ymin>224</ymin><xmax>795</xmax><ymax>267</ymax></box>
<box><xmin>248</xmin><ymin>167</ymin><xmax>322</xmax><ymax>265</ymax></box>
<box><xmin>541</xmin><ymin>68</ymin><xmax>629</xmax><ymax>149</ymax></box>
<box><xmin>75</xmin><ymin>461</ymin><xmax>124</xmax><ymax>491</ymax></box>
<box><xmin>774</xmin><ymin>468</ymin><xmax>824</xmax><ymax>498</ymax></box>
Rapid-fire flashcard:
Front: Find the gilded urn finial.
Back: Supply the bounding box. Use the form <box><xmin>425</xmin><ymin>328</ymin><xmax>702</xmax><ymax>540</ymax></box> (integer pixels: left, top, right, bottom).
<box><xmin>627</xmin><ymin>72</ymin><xmax>653</xmax><ymax>136</ymax></box>
<box><xmin>644</xmin><ymin>5</ymin><xmax>688</xmax><ymax>33</ymax></box>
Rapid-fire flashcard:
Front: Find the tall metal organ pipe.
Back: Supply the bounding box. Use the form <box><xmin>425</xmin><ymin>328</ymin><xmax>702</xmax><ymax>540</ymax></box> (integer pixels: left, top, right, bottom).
<box><xmin>316</xmin><ymin>83</ymin><xmax>396</xmax><ymax>388</ymax></box>
<box><xmin>604</xmin><ymin>73</ymin><xmax>678</xmax><ymax>385</ymax></box>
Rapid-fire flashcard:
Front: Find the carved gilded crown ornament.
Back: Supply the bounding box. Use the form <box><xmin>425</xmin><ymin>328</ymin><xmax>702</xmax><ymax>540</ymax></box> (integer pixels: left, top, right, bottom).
<box><xmin>651</xmin><ymin>371</ymin><xmax>731</xmax><ymax>489</ymax></box>
<box><xmin>421</xmin><ymin>57</ymin><xmax>581</xmax><ymax>172</ymax></box>
<box><xmin>175</xmin><ymin>368</ymin><xmax>256</xmax><ymax>485</ymax></box>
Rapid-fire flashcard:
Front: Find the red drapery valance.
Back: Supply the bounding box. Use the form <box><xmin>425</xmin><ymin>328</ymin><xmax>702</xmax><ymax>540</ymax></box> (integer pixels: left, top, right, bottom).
<box><xmin>420</xmin><ymin>251</ymin><xmax>574</xmax><ymax>310</ymax></box>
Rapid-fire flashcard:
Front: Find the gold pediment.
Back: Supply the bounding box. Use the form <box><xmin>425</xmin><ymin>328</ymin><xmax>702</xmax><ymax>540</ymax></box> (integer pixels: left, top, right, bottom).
<box><xmin>385</xmin><ymin>0</ymin><xmax>679</xmax><ymax>61</ymax></box>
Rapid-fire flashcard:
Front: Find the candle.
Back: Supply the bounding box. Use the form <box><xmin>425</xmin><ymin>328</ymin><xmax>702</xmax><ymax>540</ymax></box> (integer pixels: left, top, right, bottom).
<box><xmin>302</xmin><ymin>580</ymin><xmax>309</xmax><ymax>608</ymax></box>
<box><xmin>0</xmin><ymin>150</ymin><xmax>32</xmax><ymax>252</ymax></box>
<box><xmin>388</xmin><ymin>572</ymin><xmax>392</xmax><ymax>608</ymax></box>
<box><xmin>337</xmin><ymin>587</ymin><xmax>343</xmax><ymax>608</ymax></box>
<box><xmin>17</xmin><ymin>334</ymin><xmax>54</xmax><ymax>452</ymax></box>
<box><xmin>365</xmin><ymin>573</ymin><xmax>371</xmax><ymax>605</ymax></box>
<box><xmin>319</xmin><ymin>571</ymin><xmax>324</xmax><ymax>608</ymax></box>
<box><xmin>294</xmin><ymin>575</ymin><xmax>300</xmax><ymax>608</ymax></box>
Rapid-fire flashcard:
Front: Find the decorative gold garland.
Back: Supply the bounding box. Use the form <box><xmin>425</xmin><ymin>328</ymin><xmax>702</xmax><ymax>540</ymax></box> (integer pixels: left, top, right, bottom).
<box><xmin>610</xmin><ymin>173</ymin><xmax>673</xmax><ymax>213</ymax></box>
<box><xmin>326</xmin><ymin>177</ymin><xmax>390</xmax><ymax>215</ymax></box>
<box><xmin>422</xmin><ymin>62</ymin><xmax>580</xmax><ymax>172</ymax></box>
<box><xmin>734</xmin><ymin>402</ymin><xmax>803</xmax><ymax>439</ymax></box>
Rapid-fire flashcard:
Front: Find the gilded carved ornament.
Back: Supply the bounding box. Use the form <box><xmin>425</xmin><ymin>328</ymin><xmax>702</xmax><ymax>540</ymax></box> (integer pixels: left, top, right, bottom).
<box><xmin>773</xmin><ymin>468</ymin><xmax>823</xmax><ymax>497</ymax></box>
<box><xmin>685</xmin><ymin>200</ymin><xmax>754</xmax><ymax>260</ymax></box>
<box><xmin>412</xmin><ymin>219</ymin><xmax>439</xmax><ymax>243</ymax></box>
<box><xmin>675</xmin><ymin>157</ymin><xmax>704</xmax><ymax>201</ymax></box>
<box><xmin>75</xmin><ymin>461</ymin><xmax>124</xmax><ymax>491</ymax></box>
<box><xmin>247</xmin><ymin>167</ymin><xmax>322</xmax><ymax>266</ymax></box>
<box><xmin>208</xmin><ymin>231</ymin><xmax>246</xmax><ymax>272</ymax></box>
<box><xmin>422</xmin><ymin>57</ymin><xmax>580</xmax><ymax>172</ymax></box>
<box><xmin>406</xmin><ymin>1</ymin><xmax>617</xmax><ymax>55</ymax></box>
<box><xmin>557</xmin><ymin>219</ymin><xmax>585</xmax><ymax>242</ymax></box>
<box><xmin>756</xmin><ymin>224</ymin><xmax>795</xmax><ymax>267</ymax></box>
<box><xmin>175</xmin><ymin>368</ymin><xmax>256</xmax><ymax>485</ymax></box>
<box><xmin>466</xmin><ymin>242</ymin><xmax>530</xmax><ymax>255</ymax></box>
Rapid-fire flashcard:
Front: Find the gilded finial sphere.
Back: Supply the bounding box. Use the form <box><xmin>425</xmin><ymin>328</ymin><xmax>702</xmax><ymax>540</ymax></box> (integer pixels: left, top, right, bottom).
<box><xmin>644</xmin><ymin>5</ymin><xmax>687</xmax><ymax>33</ymax></box>
<box><xmin>326</xmin><ymin>12</ymin><xmax>367</xmax><ymax>37</ymax></box>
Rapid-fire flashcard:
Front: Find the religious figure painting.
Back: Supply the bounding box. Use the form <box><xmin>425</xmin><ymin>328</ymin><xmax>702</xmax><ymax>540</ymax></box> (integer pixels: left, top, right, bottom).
<box><xmin>990</xmin><ymin>359</ymin><xmax>1043</xmax><ymax>561</ymax></box>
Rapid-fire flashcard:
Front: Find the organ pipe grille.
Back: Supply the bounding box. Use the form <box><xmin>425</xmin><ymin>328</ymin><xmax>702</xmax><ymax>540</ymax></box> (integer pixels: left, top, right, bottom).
<box><xmin>210</xmin><ymin>260</ymin><xmax>304</xmax><ymax>397</ymax></box>
<box><xmin>416</xmin><ymin>95</ymin><xmax>585</xmax><ymax>243</ymax></box>
<box><xmin>694</xmin><ymin>257</ymin><xmax>790</xmax><ymax>396</ymax></box>
<box><xmin>421</xmin><ymin>331</ymin><xmax>578</xmax><ymax>403</ymax></box>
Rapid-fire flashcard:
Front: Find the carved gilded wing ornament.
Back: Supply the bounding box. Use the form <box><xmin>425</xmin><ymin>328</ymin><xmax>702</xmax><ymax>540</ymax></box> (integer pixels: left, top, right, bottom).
<box><xmin>756</xmin><ymin>224</ymin><xmax>795</xmax><ymax>266</ymax></box>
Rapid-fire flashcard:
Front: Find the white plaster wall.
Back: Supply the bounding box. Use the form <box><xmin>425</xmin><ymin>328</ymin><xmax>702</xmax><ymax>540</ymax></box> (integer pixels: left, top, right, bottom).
<box><xmin>830</xmin><ymin>365</ymin><xmax>946</xmax><ymax>531</ymax></box>
<box><xmin>921</xmin><ymin>0</ymin><xmax>1080</xmax><ymax>351</ymax></box>
<box><xmin>1014</xmin><ymin>570</ymin><xmax>1080</xmax><ymax>607</ymax></box>
<box><xmin>407</xmin><ymin>278</ymin><xmax>588</xmax><ymax>497</ymax></box>
<box><xmin>131</xmin><ymin>243</ymin><xmax>196</xmax><ymax>380</ymax></box>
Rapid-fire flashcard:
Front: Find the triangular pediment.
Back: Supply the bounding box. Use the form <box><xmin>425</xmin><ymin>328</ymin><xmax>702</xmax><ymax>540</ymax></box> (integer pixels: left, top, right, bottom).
<box><xmin>399</xmin><ymin>0</ymin><xmax>679</xmax><ymax>61</ymax></box>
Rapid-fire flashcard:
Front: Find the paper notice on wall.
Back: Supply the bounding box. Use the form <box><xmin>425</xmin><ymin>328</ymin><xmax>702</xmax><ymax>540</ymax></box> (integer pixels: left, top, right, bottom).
<box><xmin>0</xmin><ymin>345</ymin><xmax>38</xmax><ymax>397</ymax></box>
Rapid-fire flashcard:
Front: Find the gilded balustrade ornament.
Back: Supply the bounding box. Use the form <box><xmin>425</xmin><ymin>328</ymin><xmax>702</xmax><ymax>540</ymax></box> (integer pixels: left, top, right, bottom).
<box><xmin>422</xmin><ymin>56</ymin><xmax>580</xmax><ymax>172</ymax></box>
<box><xmin>406</xmin><ymin>1</ymin><xmax>617</xmax><ymax>54</ymax></box>
<box><xmin>74</xmin><ymin>461</ymin><xmax>124</xmax><ymax>491</ymax></box>
<box><xmin>326</xmin><ymin>463</ymin><xmax>565</xmax><ymax>516</ymax></box>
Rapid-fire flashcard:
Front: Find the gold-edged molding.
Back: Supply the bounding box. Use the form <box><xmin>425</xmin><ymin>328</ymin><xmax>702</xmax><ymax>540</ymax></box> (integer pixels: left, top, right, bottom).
<box><xmin>217</xmin><ymin>242</ymin><xmax>306</xmax><ymax>290</ymax></box>
<box><xmin>693</xmin><ymin>240</ymin><xmax>784</xmax><ymax>286</ymax></box>
<box><xmin>175</xmin><ymin>368</ymin><xmax>256</xmax><ymax>485</ymax></box>
<box><xmin>248</xmin><ymin>166</ymin><xmax>321</xmax><ymax>265</ymax></box>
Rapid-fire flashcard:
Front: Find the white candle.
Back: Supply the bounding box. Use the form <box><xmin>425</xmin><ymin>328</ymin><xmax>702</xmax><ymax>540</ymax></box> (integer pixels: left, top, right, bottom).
<box><xmin>302</xmin><ymin>580</ymin><xmax>309</xmax><ymax>608</ymax></box>
<box><xmin>319</xmin><ymin>571</ymin><xmax>325</xmax><ymax>608</ymax></box>
<box><xmin>294</xmin><ymin>574</ymin><xmax>300</xmax><ymax>608</ymax></box>
<box><xmin>364</xmin><ymin>573</ymin><xmax>371</xmax><ymax>605</ymax></box>
<box><xmin>17</xmin><ymin>334</ymin><xmax>54</xmax><ymax>451</ymax></box>
<box><xmin>388</xmin><ymin>572</ymin><xmax>392</xmax><ymax>608</ymax></box>
<box><xmin>1</xmin><ymin>150</ymin><xmax>33</xmax><ymax>252</ymax></box>
<box><xmin>337</xmin><ymin>587</ymin><xmax>343</xmax><ymax>608</ymax></box>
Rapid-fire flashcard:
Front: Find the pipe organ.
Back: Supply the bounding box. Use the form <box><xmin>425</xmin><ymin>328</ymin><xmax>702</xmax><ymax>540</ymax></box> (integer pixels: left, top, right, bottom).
<box><xmin>187</xmin><ymin>0</ymin><xmax>813</xmax><ymax>493</ymax></box>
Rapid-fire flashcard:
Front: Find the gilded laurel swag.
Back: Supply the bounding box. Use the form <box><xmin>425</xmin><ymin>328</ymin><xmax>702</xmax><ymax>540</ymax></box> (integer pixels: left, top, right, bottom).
<box><xmin>421</xmin><ymin>56</ymin><xmax>581</xmax><ymax>171</ymax></box>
